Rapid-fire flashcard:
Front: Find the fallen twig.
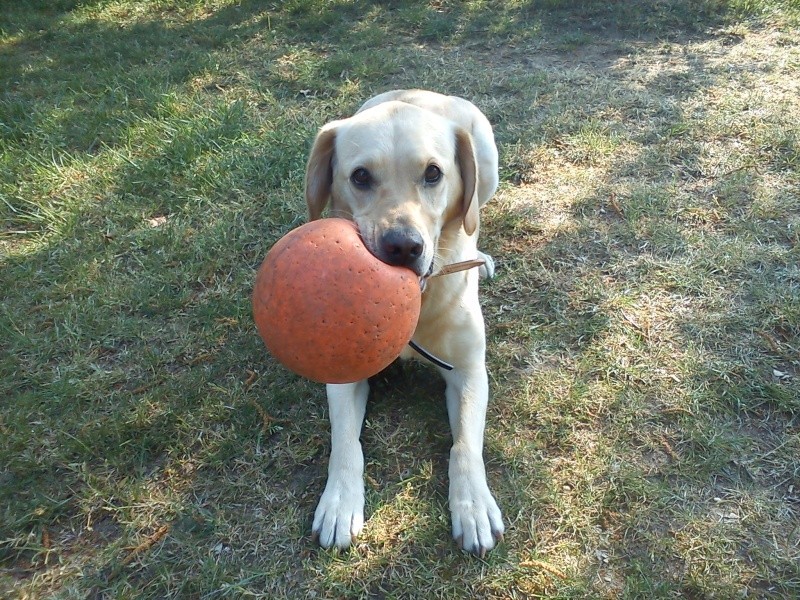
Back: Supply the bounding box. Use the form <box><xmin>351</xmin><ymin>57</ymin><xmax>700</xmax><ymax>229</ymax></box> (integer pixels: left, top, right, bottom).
<box><xmin>121</xmin><ymin>524</ymin><xmax>171</xmax><ymax>566</ymax></box>
<box><xmin>248</xmin><ymin>397</ymin><xmax>286</xmax><ymax>433</ymax></box>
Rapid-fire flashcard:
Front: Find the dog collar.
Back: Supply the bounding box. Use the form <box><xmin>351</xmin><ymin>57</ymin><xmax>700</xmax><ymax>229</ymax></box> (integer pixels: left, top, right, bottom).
<box><xmin>411</xmin><ymin>257</ymin><xmax>487</xmax><ymax>370</ymax></box>
<box><xmin>418</xmin><ymin>257</ymin><xmax>486</xmax><ymax>292</ymax></box>
<box><xmin>432</xmin><ymin>258</ymin><xmax>487</xmax><ymax>277</ymax></box>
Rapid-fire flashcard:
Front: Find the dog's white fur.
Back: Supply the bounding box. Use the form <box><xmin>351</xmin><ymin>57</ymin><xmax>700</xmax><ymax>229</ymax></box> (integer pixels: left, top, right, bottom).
<box><xmin>304</xmin><ymin>89</ymin><xmax>503</xmax><ymax>556</ymax></box>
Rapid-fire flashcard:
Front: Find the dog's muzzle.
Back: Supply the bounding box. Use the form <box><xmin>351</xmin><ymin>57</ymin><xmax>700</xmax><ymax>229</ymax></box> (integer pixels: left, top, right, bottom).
<box><xmin>378</xmin><ymin>227</ymin><xmax>426</xmax><ymax>274</ymax></box>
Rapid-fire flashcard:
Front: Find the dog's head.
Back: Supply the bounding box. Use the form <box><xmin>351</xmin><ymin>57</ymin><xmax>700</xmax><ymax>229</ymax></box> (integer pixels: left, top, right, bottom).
<box><xmin>304</xmin><ymin>101</ymin><xmax>479</xmax><ymax>277</ymax></box>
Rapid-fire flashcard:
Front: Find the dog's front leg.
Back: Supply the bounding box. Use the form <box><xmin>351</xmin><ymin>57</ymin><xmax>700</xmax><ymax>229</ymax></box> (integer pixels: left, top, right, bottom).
<box><xmin>312</xmin><ymin>380</ymin><xmax>368</xmax><ymax>550</ymax></box>
<box><xmin>443</xmin><ymin>365</ymin><xmax>504</xmax><ymax>557</ymax></box>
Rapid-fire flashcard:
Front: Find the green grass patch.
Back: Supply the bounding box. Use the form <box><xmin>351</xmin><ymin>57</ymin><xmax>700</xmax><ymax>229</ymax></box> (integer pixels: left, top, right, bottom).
<box><xmin>2</xmin><ymin>0</ymin><xmax>800</xmax><ymax>598</ymax></box>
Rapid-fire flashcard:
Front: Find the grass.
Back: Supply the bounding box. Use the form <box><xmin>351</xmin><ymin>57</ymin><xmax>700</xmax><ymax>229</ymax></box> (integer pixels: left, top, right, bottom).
<box><xmin>1</xmin><ymin>0</ymin><xmax>799</xmax><ymax>597</ymax></box>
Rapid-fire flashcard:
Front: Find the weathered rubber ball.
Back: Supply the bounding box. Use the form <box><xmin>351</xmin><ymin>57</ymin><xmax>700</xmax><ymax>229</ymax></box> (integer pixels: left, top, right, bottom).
<box><xmin>252</xmin><ymin>218</ymin><xmax>421</xmax><ymax>384</ymax></box>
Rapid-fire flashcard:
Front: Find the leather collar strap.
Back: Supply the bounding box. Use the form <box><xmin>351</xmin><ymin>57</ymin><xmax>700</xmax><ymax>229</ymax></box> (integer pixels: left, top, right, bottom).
<box><xmin>432</xmin><ymin>258</ymin><xmax>486</xmax><ymax>277</ymax></box>
<box><xmin>410</xmin><ymin>257</ymin><xmax>487</xmax><ymax>370</ymax></box>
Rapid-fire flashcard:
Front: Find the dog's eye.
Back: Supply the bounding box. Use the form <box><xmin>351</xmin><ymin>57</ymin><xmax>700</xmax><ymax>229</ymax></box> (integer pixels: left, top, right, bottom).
<box><xmin>424</xmin><ymin>164</ymin><xmax>442</xmax><ymax>185</ymax></box>
<box><xmin>350</xmin><ymin>168</ymin><xmax>371</xmax><ymax>189</ymax></box>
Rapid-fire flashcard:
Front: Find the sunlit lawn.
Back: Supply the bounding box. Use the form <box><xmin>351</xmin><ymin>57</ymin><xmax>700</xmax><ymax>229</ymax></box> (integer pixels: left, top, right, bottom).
<box><xmin>1</xmin><ymin>1</ymin><xmax>799</xmax><ymax>598</ymax></box>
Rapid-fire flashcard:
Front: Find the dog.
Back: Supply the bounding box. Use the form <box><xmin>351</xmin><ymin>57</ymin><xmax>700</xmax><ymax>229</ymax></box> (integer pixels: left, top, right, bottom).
<box><xmin>304</xmin><ymin>89</ymin><xmax>504</xmax><ymax>557</ymax></box>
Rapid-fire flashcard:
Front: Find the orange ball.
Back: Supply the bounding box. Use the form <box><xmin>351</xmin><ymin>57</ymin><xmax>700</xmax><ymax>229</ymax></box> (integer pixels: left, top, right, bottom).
<box><xmin>252</xmin><ymin>218</ymin><xmax>421</xmax><ymax>384</ymax></box>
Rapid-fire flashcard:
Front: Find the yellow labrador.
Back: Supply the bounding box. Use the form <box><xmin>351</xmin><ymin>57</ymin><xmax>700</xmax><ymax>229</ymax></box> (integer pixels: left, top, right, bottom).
<box><xmin>304</xmin><ymin>89</ymin><xmax>503</xmax><ymax>556</ymax></box>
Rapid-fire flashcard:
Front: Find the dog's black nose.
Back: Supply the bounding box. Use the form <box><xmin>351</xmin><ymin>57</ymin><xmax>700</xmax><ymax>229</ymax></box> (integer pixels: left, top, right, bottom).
<box><xmin>379</xmin><ymin>228</ymin><xmax>424</xmax><ymax>267</ymax></box>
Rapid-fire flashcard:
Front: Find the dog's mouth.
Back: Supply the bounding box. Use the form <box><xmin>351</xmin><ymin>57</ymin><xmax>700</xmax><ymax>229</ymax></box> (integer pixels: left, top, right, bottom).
<box><xmin>418</xmin><ymin>262</ymin><xmax>435</xmax><ymax>292</ymax></box>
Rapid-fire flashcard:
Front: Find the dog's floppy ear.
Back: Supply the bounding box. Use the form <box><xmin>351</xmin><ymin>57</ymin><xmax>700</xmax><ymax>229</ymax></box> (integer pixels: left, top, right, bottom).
<box><xmin>305</xmin><ymin>122</ymin><xmax>339</xmax><ymax>221</ymax></box>
<box><xmin>454</xmin><ymin>128</ymin><xmax>480</xmax><ymax>236</ymax></box>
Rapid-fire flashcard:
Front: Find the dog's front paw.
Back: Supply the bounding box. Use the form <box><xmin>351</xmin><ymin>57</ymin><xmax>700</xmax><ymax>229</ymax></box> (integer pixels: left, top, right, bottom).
<box><xmin>450</xmin><ymin>478</ymin><xmax>504</xmax><ymax>558</ymax></box>
<box><xmin>477</xmin><ymin>251</ymin><xmax>495</xmax><ymax>279</ymax></box>
<box><xmin>312</xmin><ymin>479</ymin><xmax>365</xmax><ymax>550</ymax></box>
